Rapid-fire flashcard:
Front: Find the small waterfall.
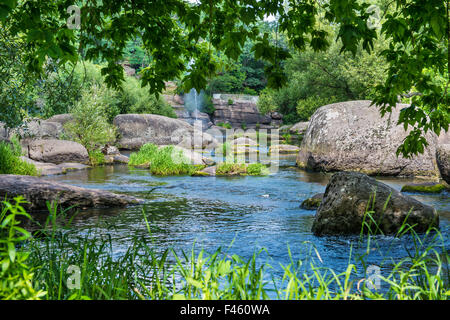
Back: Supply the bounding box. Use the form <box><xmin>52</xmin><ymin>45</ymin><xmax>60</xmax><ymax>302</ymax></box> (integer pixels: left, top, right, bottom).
<box><xmin>185</xmin><ymin>88</ymin><xmax>205</xmax><ymax>124</ymax></box>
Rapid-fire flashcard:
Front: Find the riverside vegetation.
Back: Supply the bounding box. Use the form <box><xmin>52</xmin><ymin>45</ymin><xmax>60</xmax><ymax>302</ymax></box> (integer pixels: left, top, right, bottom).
<box><xmin>1</xmin><ymin>197</ymin><xmax>448</xmax><ymax>300</ymax></box>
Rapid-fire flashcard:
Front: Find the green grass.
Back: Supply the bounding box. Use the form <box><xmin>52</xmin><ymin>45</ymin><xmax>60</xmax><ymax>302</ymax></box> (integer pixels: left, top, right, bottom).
<box><xmin>401</xmin><ymin>183</ymin><xmax>446</xmax><ymax>194</ymax></box>
<box><xmin>128</xmin><ymin>143</ymin><xmax>202</xmax><ymax>176</ymax></box>
<box><xmin>0</xmin><ymin>140</ymin><xmax>38</xmax><ymax>176</ymax></box>
<box><xmin>0</xmin><ymin>197</ymin><xmax>448</xmax><ymax>300</ymax></box>
<box><xmin>217</xmin><ymin>122</ymin><xmax>232</xmax><ymax>129</ymax></box>
<box><xmin>216</xmin><ymin>162</ymin><xmax>270</xmax><ymax>176</ymax></box>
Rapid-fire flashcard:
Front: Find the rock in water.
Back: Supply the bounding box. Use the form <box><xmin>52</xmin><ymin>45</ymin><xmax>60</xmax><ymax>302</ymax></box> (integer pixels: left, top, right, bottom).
<box><xmin>436</xmin><ymin>144</ymin><xmax>450</xmax><ymax>184</ymax></box>
<box><xmin>27</xmin><ymin>139</ymin><xmax>89</xmax><ymax>164</ymax></box>
<box><xmin>297</xmin><ymin>101</ymin><xmax>439</xmax><ymax>177</ymax></box>
<box><xmin>300</xmin><ymin>193</ymin><xmax>324</xmax><ymax>210</ymax></box>
<box><xmin>312</xmin><ymin>172</ymin><xmax>439</xmax><ymax>236</ymax></box>
<box><xmin>0</xmin><ymin>175</ymin><xmax>143</xmax><ymax>212</ymax></box>
<box><xmin>114</xmin><ymin>114</ymin><xmax>217</xmax><ymax>150</ymax></box>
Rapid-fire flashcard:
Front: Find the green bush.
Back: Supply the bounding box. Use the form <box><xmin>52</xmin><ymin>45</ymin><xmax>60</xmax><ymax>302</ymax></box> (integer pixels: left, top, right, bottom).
<box><xmin>296</xmin><ymin>96</ymin><xmax>338</xmax><ymax>121</ymax></box>
<box><xmin>217</xmin><ymin>122</ymin><xmax>232</xmax><ymax>129</ymax></box>
<box><xmin>129</xmin><ymin>144</ymin><xmax>202</xmax><ymax>176</ymax></box>
<box><xmin>0</xmin><ymin>140</ymin><xmax>38</xmax><ymax>176</ymax></box>
<box><xmin>247</xmin><ymin>163</ymin><xmax>270</xmax><ymax>176</ymax></box>
<box><xmin>39</xmin><ymin>61</ymin><xmax>176</xmax><ymax>121</ymax></box>
<box><xmin>257</xmin><ymin>88</ymin><xmax>278</xmax><ymax>115</ymax></box>
<box><xmin>64</xmin><ymin>85</ymin><xmax>117</xmax><ymax>165</ymax></box>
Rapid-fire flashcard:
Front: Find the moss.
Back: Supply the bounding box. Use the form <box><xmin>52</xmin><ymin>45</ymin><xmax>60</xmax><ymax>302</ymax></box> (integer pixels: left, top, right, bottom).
<box><xmin>401</xmin><ymin>183</ymin><xmax>446</xmax><ymax>194</ymax></box>
<box><xmin>300</xmin><ymin>194</ymin><xmax>324</xmax><ymax>210</ymax></box>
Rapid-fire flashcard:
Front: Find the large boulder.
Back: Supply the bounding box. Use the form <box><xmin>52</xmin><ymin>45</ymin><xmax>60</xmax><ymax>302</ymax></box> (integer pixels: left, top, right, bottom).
<box><xmin>436</xmin><ymin>144</ymin><xmax>450</xmax><ymax>184</ymax></box>
<box><xmin>12</xmin><ymin>119</ymin><xmax>64</xmax><ymax>141</ymax></box>
<box><xmin>27</xmin><ymin>139</ymin><xmax>89</xmax><ymax>164</ymax></box>
<box><xmin>312</xmin><ymin>172</ymin><xmax>439</xmax><ymax>236</ymax></box>
<box><xmin>297</xmin><ymin>101</ymin><xmax>440</xmax><ymax>177</ymax></box>
<box><xmin>0</xmin><ymin>175</ymin><xmax>142</xmax><ymax>212</ymax></box>
<box><xmin>114</xmin><ymin>114</ymin><xmax>217</xmax><ymax>150</ymax></box>
<box><xmin>46</xmin><ymin>114</ymin><xmax>75</xmax><ymax>127</ymax></box>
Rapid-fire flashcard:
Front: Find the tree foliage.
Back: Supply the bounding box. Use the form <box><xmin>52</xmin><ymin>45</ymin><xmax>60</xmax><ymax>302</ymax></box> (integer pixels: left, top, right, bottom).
<box><xmin>0</xmin><ymin>0</ymin><xmax>448</xmax><ymax>156</ymax></box>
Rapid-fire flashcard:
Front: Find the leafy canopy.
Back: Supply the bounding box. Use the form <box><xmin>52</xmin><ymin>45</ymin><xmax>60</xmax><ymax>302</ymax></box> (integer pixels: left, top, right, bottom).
<box><xmin>1</xmin><ymin>0</ymin><xmax>448</xmax><ymax>157</ymax></box>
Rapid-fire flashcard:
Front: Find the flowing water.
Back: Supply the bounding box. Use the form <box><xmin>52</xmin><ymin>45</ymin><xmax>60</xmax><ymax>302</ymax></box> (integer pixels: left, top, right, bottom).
<box><xmin>41</xmin><ymin>153</ymin><xmax>450</xmax><ymax>288</ymax></box>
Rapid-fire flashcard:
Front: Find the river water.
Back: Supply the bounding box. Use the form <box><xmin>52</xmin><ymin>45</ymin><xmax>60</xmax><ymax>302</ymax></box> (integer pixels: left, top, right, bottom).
<box><xmin>41</xmin><ymin>153</ymin><xmax>450</xmax><ymax>291</ymax></box>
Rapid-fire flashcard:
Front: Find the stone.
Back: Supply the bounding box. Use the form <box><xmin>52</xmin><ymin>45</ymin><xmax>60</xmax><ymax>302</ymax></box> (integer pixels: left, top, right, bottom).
<box><xmin>231</xmin><ymin>137</ymin><xmax>259</xmax><ymax>146</ymax></box>
<box><xmin>290</xmin><ymin>122</ymin><xmax>309</xmax><ymax>135</ymax></box>
<box><xmin>13</xmin><ymin>119</ymin><xmax>63</xmax><ymax>141</ymax></box>
<box><xmin>312</xmin><ymin>172</ymin><xmax>439</xmax><ymax>236</ymax></box>
<box><xmin>297</xmin><ymin>101</ymin><xmax>440</xmax><ymax>177</ymax></box>
<box><xmin>46</xmin><ymin>114</ymin><xmax>75</xmax><ymax>127</ymax></box>
<box><xmin>436</xmin><ymin>144</ymin><xmax>450</xmax><ymax>184</ymax></box>
<box><xmin>269</xmin><ymin>144</ymin><xmax>301</xmax><ymax>154</ymax></box>
<box><xmin>27</xmin><ymin>139</ymin><xmax>89</xmax><ymax>164</ymax></box>
<box><xmin>194</xmin><ymin>166</ymin><xmax>217</xmax><ymax>176</ymax></box>
<box><xmin>0</xmin><ymin>174</ymin><xmax>143</xmax><ymax>212</ymax></box>
<box><xmin>114</xmin><ymin>114</ymin><xmax>217</xmax><ymax>150</ymax></box>
<box><xmin>300</xmin><ymin>193</ymin><xmax>324</xmax><ymax>210</ymax></box>
<box><xmin>20</xmin><ymin>157</ymin><xmax>90</xmax><ymax>176</ymax></box>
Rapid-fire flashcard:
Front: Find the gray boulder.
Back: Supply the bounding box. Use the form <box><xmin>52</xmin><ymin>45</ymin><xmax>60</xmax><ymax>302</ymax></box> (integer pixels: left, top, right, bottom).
<box><xmin>290</xmin><ymin>122</ymin><xmax>309</xmax><ymax>135</ymax></box>
<box><xmin>312</xmin><ymin>172</ymin><xmax>439</xmax><ymax>236</ymax></box>
<box><xmin>114</xmin><ymin>114</ymin><xmax>217</xmax><ymax>150</ymax></box>
<box><xmin>297</xmin><ymin>101</ymin><xmax>440</xmax><ymax>177</ymax></box>
<box><xmin>13</xmin><ymin>119</ymin><xmax>63</xmax><ymax>141</ymax></box>
<box><xmin>0</xmin><ymin>174</ymin><xmax>142</xmax><ymax>212</ymax></box>
<box><xmin>46</xmin><ymin>114</ymin><xmax>75</xmax><ymax>127</ymax></box>
<box><xmin>27</xmin><ymin>139</ymin><xmax>89</xmax><ymax>164</ymax></box>
<box><xmin>436</xmin><ymin>144</ymin><xmax>450</xmax><ymax>184</ymax></box>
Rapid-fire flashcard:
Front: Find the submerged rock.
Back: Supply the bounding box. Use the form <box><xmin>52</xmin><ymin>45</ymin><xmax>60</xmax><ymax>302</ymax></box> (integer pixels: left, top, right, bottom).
<box><xmin>436</xmin><ymin>144</ymin><xmax>450</xmax><ymax>184</ymax></box>
<box><xmin>269</xmin><ymin>144</ymin><xmax>300</xmax><ymax>154</ymax></box>
<box><xmin>312</xmin><ymin>172</ymin><xmax>439</xmax><ymax>236</ymax></box>
<box><xmin>0</xmin><ymin>175</ymin><xmax>143</xmax><ymax>211</ymax></box>
<box><xmin>20</xmin><ymin>157</ymin><xmax>90</xmax><ymax>176</ymax></box>
<box><xmin>300</xmin><ymin>193</ymin><xmax>324</xmax><ymax>210</ymax></box>
<box><xmin>297</xmin><ymin>101</ymin><xmax>440</xmax><ymax>177</ymax></box>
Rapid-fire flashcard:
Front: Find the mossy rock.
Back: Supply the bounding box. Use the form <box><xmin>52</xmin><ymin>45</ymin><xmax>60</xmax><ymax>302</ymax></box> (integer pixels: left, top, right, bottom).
<box><xmin>401</xmin><ymin>182</ymin><xmax>447</xmax><ymax>194</ymax></box>
<box><xmin>300</xmin><ymin>193</ymin><xmax>324</xmax><ymax>210</ymax></box>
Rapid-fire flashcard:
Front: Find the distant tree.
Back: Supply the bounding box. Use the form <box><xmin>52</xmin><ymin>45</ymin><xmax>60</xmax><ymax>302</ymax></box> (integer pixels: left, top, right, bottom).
<box><xmin>0</xmin><ymin>0</ymin><xmax>448</xmax><ymax>156</ymax></box>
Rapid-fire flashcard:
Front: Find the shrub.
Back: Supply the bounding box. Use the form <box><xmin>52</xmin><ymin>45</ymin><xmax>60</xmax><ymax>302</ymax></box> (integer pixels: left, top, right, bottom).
<box><xmin>0</xmin><ymin>140</ymin><xmax>38</xmax><ymax>176</ymax></box>
<box><xmin>64</xmin><ymin>85</ymin><xmax>117</xmax><ymax>165</ymax></box>
<box><xmin>216</xmin><ymin>163</ymin><xmax>247</xmax><ymax>176</ymax></box>
<box><xmin>228</xmin><ymin>99</ymin><xmax>234</xmax><ymax>105</ymax></box>
<box><xmin>257</xmin><ymin>88</ymin><xmax>278</xmax><ymax>115</ymax></box>
<box><xmin>129</xmin><ymin>144</ymin><xmax>201</xmax><ymax>176</ymax></box>
<box><xmin>296</xmin><ymin>95</ymin><xmax>338</xmax><ymax>121</ymax></box>
<box><xmin>246</xmin><ymin>163</ymin><xmax>270</xmax><ymax>176</ymax></box>
<box><xmin>88</xmin><ymin>150</ymin><xmax>106</xmax><ymax>166</ymax></box>
<box><xmin>217</xmin><ymin>122</ymin><xmax>232</xmax><ymax>129</ymax></box>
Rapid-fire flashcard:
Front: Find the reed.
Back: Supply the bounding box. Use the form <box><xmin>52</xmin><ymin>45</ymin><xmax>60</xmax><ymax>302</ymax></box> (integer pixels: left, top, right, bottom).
<box><xmin>0</xmin><ymin>197</ymin><xmax>448</xmax><ymax>300</ymax></box>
